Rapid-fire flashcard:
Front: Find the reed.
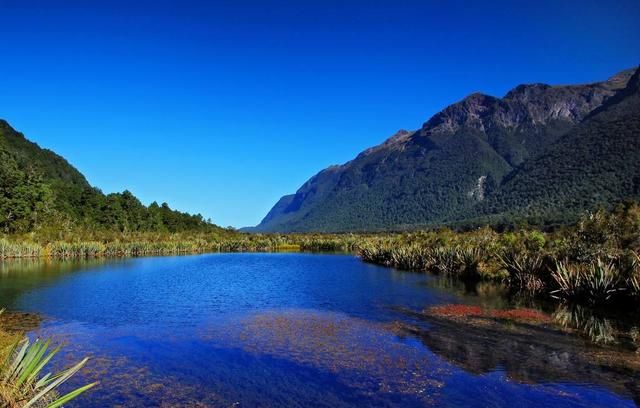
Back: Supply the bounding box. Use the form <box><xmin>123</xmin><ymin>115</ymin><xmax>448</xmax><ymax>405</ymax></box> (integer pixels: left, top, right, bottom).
<box><xmin>356</xmin><ymin>205</ymin><xmax>640</xmax><ymax>306</ymax></box>
<box><xmin>498</xmin><ymin>250</ymin><xmax>546</xmax><ymax>292</ymax></box>
<box><xmin>0</xmin><ymin>240</ymin><xmax>43</xmax><ymax>259</ymax></box>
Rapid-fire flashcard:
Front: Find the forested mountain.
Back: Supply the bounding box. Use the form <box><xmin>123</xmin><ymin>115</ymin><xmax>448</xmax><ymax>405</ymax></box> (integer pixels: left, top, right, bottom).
<box><xmin>0</xmin><ymin>120</ymin><xmax>218</xmax><ymax>235</ymax></box>
<box><xmin>475</xmin><ymin>66</ymin><xmax>640</xmax><ymax>226</ymax></box>
<box><xmin>250</xmin><ymin>67</ymin><xmax>640</xmax><ymax>232</ymax></box>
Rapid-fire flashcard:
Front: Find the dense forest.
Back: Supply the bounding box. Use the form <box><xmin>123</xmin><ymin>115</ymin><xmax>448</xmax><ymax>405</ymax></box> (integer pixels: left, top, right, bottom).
<box><xmin>0</xmin><ymin>120</ymin><xmax>219</xmax><ymax>238</ymax></box>
<box><xmin>468</xmin><ymin>65</ymin><xmax>640</xmax><ymax>228</ymax></box>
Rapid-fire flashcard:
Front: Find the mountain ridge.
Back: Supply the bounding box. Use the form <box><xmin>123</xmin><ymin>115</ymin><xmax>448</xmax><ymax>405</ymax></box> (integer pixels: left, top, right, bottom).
<box><xmin>249</xmin><ymin>67</ymin><xmax>639</xmax><ymax>232</ymax></box>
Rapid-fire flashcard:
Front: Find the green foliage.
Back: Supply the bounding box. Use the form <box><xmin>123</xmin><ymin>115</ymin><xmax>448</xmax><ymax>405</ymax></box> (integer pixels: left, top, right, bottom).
<box><xmin>0</xmin><ymin>338</ymin><xmax>97</xmax><ymax>408</ymax></box>
<box><xmin>358</xmin><ymin>204</ymin><xmax>640</xmax><ymax>307</ymax></box>
<box><xmin>0</xmin><ymin>121</ymin><xmax>220</xmax><ymax>236</ymax></box>
<box><xmin>0</xmin><ymin>310</ymin><xmax>96</xmax><ymax>408</ymax></box>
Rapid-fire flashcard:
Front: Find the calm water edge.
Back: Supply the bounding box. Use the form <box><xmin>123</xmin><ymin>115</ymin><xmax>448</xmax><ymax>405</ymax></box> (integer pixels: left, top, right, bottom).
<box><xmin>0</xmin><ymin>253</ymin><xmax>638</xmax><ymax>407</ymax></box>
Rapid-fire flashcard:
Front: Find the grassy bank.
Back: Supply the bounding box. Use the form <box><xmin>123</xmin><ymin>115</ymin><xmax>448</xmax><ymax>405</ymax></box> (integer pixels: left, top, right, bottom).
<box><xmin>358</xmin><ymin>204</ymin><xmax>640</xmax><ymax>307</ymax></box>
<box><xmin>0</xmin><ymin>231</ymin><xmax>362</xmax><ymax>260</ymax></box>
<box><xmin>2</xmin><ymin>204</ymin><xmax>640</xmax><ymax>308</ymax></box>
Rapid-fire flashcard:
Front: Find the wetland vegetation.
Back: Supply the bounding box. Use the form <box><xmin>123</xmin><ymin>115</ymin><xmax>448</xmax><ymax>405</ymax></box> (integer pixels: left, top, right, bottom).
<box><xmin>3</xmin><ymin>202</ymin><xmax>640</xmax><ymax>309</ymax></box>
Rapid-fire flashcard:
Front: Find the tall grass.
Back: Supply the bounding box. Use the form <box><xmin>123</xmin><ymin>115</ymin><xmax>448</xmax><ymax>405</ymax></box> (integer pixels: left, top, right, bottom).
<box><xmin>0</xmin><ymin>237</ymin><xmax>290</xmax><ymax>260</ymax></box>
<box><xmin>551</xmin><ymin>259</ymin><xmax>625</xmax><ymax>304</ymax></box>
<box><xmin>0</xmin><ymin>240</ymin><xmax>42</xmax><ymax>259</ymax></box>
<box><xmin>358</xmin><ymin>205</ymin><xmax>640</xmax><ymax>307</ymax></box>
<box><xmin>498</xmin><ymin>250</ymin><xmax>546</xmax><ymax>292</ymax></box>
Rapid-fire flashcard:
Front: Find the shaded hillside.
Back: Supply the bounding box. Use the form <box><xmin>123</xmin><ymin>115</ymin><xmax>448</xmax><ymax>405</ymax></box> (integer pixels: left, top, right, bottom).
<box><xmin>0</xmin><ymin>121</ymin><xmax>219</xmax><ymax>235</ymax></box>
<box><xmin>0</xmin><ymin>120</ymin><xmax>89</xmax><ymax>188</ymax></box>
<box><xmin>251</xmin><ymin>68</ymin><xmax>637</xmax><ymax>232</ymax></box>
<box><xmin>476</xmin><ymin>67</ymin><xmax>640</xmax><ymax>226</ymax></box>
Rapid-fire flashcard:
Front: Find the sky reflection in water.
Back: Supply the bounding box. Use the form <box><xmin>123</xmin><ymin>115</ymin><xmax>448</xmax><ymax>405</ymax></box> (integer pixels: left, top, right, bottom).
<box><xmin>0</xmin><ymin>253</ymin><xmax>637</xmax><ymax>407</ymax></box>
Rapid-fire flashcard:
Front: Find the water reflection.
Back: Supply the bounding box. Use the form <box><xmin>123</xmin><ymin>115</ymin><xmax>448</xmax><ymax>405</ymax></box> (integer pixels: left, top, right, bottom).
<box><xmin>0</xmin><ymin>257</ymin><xmax>125</xmax><ymax>308</ymax></box>
<box><xmin>398</xmin><ymin>304</ymin><xmax>640</xmax><ymax>404</ymax></box>
<box><xmin>553</xmin><ymin>305</ymin><xmax>640</xmax><ymax>349</ymax></box>
<box><xmin>428</xmin><ymin>278</ymin><xmax>640</xmax><ymax>349</ymax></box>
<box><xmin>0</xmin><ymin>254</ymin><xmax>638</xmax><ymax>407</ymax></box>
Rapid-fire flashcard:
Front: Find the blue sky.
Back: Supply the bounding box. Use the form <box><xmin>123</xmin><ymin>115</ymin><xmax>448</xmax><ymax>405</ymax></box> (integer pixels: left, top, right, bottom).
<box><xmin>0</xmin><ymin>0</ymin><xmax>638</xmax><ymax>227</ymax></box>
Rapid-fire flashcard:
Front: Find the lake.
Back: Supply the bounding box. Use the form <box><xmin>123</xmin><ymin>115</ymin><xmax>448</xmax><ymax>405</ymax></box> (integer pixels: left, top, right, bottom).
<box><xmin>0</xmin><ymin>253</ymin><xmax>638</xmax><ymax>407</ymax></box>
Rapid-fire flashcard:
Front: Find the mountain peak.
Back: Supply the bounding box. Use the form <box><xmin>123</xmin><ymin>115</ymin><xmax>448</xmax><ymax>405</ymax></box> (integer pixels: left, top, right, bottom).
<box><xmin>605</xmin><ymin>67</ymin><xmax>638</xmax><ymax>90</ymax></box>
<box><xmin>421</xmin><ymin>93</ymin><xmax>499</xmax><ymax>136</ymax></box>
<box><xmin>626</xmin><ymin>66</ymin><xmax>640</xmax><ymax>93</ymax></box>
<box><xmin>383</xmin><ymin>129</ymin><xmax>412</xmax><ymax>145</ymax></box>
<box><xmin>356</xmin><ymin>129</ymin><xmax>415</xmax><ymax>159</ymax></box>
<box><xmin>503</xmin><ymin>83</ymin><xmax>552</xmax><ymax>100</ymax></box>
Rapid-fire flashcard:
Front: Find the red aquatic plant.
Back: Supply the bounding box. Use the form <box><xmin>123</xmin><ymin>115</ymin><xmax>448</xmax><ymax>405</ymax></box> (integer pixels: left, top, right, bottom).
<box><xmin>427</xmin><ymin>304</ymin><xmax>551</xmax><ymax>324</ymax></box>
<box><xmin>427</xmin><ymin>304</ymin><xmax>483</xmax><ymax>317</ymax></box>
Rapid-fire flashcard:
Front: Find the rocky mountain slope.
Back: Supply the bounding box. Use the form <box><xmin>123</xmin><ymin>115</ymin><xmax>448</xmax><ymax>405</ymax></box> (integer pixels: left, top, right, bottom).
<box><xmin>250</xmin><ymin>67</ymin><xmax>639</xmax><ymax>232</ymax></box>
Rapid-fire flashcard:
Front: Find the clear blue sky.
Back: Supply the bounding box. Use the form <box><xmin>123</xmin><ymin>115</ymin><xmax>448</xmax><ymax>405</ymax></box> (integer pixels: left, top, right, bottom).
<box><xmin>0</xmin><ymin>0</ymin><xmax>638</xmax><ymax>227</ymax></box>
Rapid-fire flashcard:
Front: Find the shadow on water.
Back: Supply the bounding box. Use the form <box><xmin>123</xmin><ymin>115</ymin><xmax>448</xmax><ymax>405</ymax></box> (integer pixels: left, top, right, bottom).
<box><xmin>393</xmin><ymin>300</ymin><xmax>640</xmax><ymax>405</ymax></box>
<box><xmin>1</xmin><ymin>254</ymin><xmax>639</xmax><ymax>407</ymax></box>
<box><xmin>426</xmin><ymin>276</ymin><xmax>640</xmax><ymax>346</ymax></box>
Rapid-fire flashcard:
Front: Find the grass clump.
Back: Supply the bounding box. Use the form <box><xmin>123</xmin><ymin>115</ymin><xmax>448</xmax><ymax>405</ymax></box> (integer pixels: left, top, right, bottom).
<box><xmin>0</xmin><ymin>311</ymin><xmax>96</xmax><ymax>408</ymax></box>
<box><xmin>358</xmin><ymin>203</ymin><xmax>640</xmax><ymax>307</ymax></box>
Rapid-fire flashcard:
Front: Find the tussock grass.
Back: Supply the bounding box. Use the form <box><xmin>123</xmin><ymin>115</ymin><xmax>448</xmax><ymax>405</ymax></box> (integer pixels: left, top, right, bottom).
<box><xmin>358</xmin><ymin>204</ymin><xmax>640</xmax><ymax>307</ymax></box>
<box><xmin>0</xmin><ymin>310</ymin><xmax>96</xmax><ymax>408</ymax></box>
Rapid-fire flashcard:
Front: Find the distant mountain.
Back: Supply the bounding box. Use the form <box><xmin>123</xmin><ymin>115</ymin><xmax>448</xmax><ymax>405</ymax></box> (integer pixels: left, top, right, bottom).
<box><xmin>0</xmin><ymin>120</ymin><xmax>219</xmax><ymax>234</ymax></box>
<box><xmin>250</xmin><ymin>67</ymin><xmax>639</xmax><ymax>232</ymax></box>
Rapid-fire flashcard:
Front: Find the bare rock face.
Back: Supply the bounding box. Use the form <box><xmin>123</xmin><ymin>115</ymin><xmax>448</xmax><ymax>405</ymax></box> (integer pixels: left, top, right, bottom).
<box><xmin>422</xmin><ymin>69</ymin><xmax>636</xmax><ymax>138</ymax></box>
<box><xmin>467</xmin><ymin>176</ymin><xmax>487</xmax><ymax>202</ymax></box>
<box><xmin>250</xmin><ymin>67</ymin><xmax>639</xmax><ymax>233</ymax></box>
<box><xmin>357</xmin><ymin>129</ymin><xmax>414</xmax><ymax>158</ymax></box>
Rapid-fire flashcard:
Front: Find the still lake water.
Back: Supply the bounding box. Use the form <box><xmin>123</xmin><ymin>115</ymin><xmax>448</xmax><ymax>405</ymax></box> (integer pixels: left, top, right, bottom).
<box><xmin>0</xmin><ymin>253</ymin><xmax>638</xmax><ymax>407</ymax></box>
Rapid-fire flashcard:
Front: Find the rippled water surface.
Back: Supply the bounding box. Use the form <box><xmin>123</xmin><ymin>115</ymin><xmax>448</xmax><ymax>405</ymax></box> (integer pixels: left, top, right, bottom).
<box><xmin>0</xmin><ymin>253</ymin><xmax>638</xmax><ymax>407</ymax></box>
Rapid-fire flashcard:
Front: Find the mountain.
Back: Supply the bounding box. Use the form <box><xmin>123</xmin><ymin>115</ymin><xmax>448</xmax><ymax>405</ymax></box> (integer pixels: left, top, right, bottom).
<box><xmin>0</xmin><ymin>120</ymin><xmax>89</xmax><ymax>189</ymax></box>
<box><xmin>0</xmin><ymin>120</ymin><xmax>219</xmax><ymax>235</ymax></box>
<box><xmin>476</xmin><ymin>67</ymin><xmax>640</xmax><ymax>226</ymax></box>
<box><xmin>251</xmin><ymin>67</ymin><xmax>639</xmax><ymax>232</ymax></box>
